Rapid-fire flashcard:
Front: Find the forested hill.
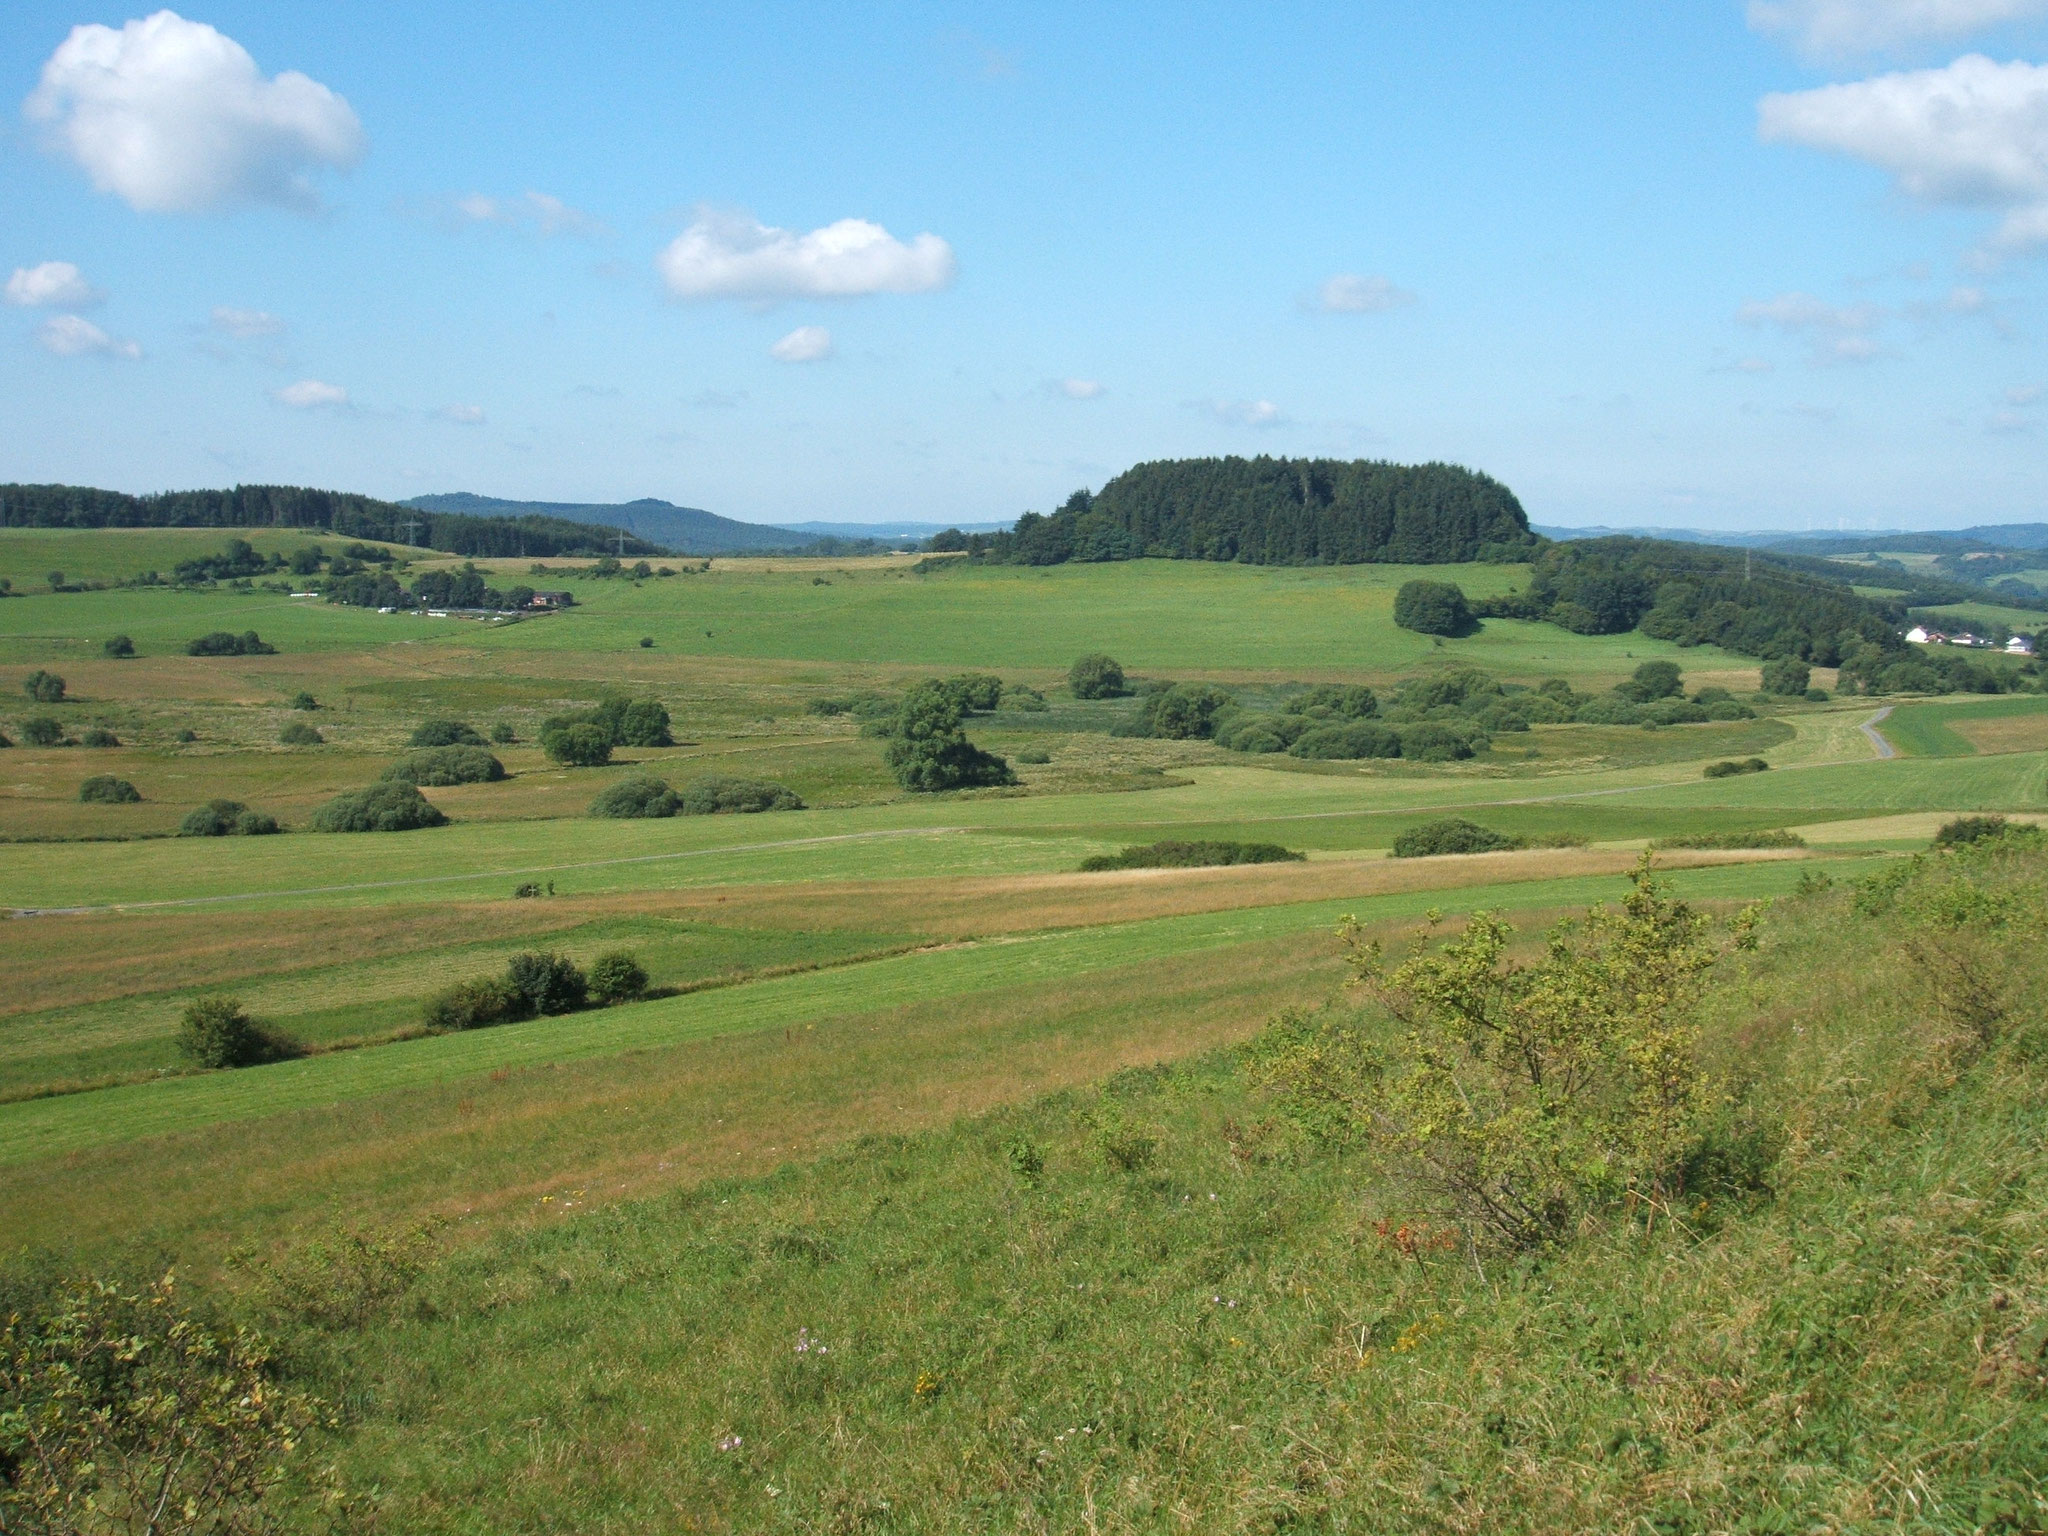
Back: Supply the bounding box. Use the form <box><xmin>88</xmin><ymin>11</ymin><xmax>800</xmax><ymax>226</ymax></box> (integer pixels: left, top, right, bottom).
<box><xmin>0</xmin><ymin>483</ymin><xmax>662</xmax><ymax>559</ymax></box>
<box><xmin>965</xmin><ymin>457</ymin><xmax>1535</xmax><ymax>566</ymax></box>
<box><xmin>404</xmin><ymin>493</ymin><xmax>807</xmax><ymax>556</ymax></box>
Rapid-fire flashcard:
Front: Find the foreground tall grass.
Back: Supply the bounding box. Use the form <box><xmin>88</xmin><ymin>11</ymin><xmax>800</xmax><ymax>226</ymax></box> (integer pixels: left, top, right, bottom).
<box><xmin>6</xmin><ymin>844</ymin><xmax>2046</xmax><ymax>1532</ymax></box>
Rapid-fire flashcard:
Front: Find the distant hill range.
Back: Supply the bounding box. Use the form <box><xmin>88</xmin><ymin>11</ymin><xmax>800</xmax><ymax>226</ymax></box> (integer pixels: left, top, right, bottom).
<box><xmin>403</xmin><ymin>496</ymin><xmax>1012</xmax><ymax>554</ymax></box>
<box><xmin>1538</xmin><ymin>523</ymin><xmax>2048</xmax><ymax>555</ymax></box>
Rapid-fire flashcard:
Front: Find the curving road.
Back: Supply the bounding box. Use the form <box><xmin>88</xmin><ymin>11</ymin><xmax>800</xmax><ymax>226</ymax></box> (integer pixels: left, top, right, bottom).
<box><xmin>1860</xmin><ymin>706</ymin><xmax>1897</xmax><ymax>759</ymax></box>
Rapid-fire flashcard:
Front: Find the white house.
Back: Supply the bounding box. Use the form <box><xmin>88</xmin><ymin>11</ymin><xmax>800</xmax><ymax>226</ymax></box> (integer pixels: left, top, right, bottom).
<box><xmin>2009</xmin><ymin>635</ymin><xmax>2036</xmax><ymax>655</ymax></box>
<box><xmin>1905</xmin><ymin>625</ymin><xmax>1931</xmax><ymax>644</ymax></box>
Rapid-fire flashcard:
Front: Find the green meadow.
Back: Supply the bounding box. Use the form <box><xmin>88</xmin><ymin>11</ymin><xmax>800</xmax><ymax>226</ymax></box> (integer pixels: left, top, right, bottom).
<box><xmin>4</xmin><ymin>534</ymin><xmax>2046</xmax><ymax>1532</ymax></box>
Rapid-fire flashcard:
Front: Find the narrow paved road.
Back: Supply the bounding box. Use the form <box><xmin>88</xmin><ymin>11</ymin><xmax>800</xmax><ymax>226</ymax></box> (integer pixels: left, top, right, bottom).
<box><xmin>1860</xmin><ymin>706</ymin><xmax>1897</xmax><ymax>759</ymax></box>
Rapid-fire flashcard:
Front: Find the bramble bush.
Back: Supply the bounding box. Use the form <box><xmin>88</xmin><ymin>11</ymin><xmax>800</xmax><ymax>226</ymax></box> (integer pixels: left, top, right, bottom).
<box><xmin>380</xmin><ymin>746</ymin><xmax>505</xmax><ymax>786</ymax></box>
<box><xmin>177</xmin><ymin>799</ymin><xmax>280</xmax><ymax>836</ymax></box>
<box><xmin>540</xmin><ymin>721</ymin><xmax>613</xmax><ymax>766</ymax></box>
<box><xmin>589</xmin><ymin>776</ymin><xmax>681</xmax><ymax>818</ymax></box>
<box><xmin>1390</xmin><ymin>818</ymin><xmax>1524</xmax><ymax>857</ymax></box>
<box><xmin>881</xmin><ymin>682</ymin><xmax>1015</xmax><ymax>792</ymax></box>
<box><xmin>1068</xmin><ymin>653</ymin><xmax>1126</xmax><ymax>699</ymax></box>
<box><xmin>506</xmin><ymin>951</ymin><xmax>589</xmax><ymax>1015</ymax></box>
<box><xmin>19</xmin><ymin>717</ymin><xmax>65</xmax><ymax>747</ymax></box>
<box><xmin>409</xmin><ymin>718</ymin><xmax>485</xmax><ymax>747</ymax></box>
<box><xmin>278</xmin><ymin>721</ymin><xmax>323</xmax><ymax>746</ymax></box>
<box><xmin>79</xmin><ymin>727</ymin><xmax>119</xmax><ymax>748</ymax></box>
<box><xmin>1080</xmin><ymin>840</ymin><xmax>1304</xmax><ymax>872</ymax></box>
<box><xmin>77</xmin><ymin>775</ymin><xmax>140</xmax><ymax>804</ymax></box>
<box><xmin>23</xmin><ymin>669</ymin><xmax>65</xmax><ymax>703</ymax></box>
<box><xmin>186</xmin><ymin>630</ymin><xmax>275</xmax><ymax>657</ymax></box>
<box><xmin>311</xmin><ymin>782</ymin><xmax>447</xmax><ymax>832</ymax></box>
<box><xmin>588</xmin><ymin>951</ymin><xmax>651</xmax><ymax>1004</ymax></box>
<box><xmin>175</xmin><ymin>995</ymin><xmax>301</xmax><ymax>1068</ymax></box>
<box><xmin>422</xmin><ymin>976</ymin><xmax>529</xmax><ymax>1031</ymax></box>
<box><xmin>1392</xmin><ymin>578</ymin><xmax>1476</xmax><ymax>636</ymax></box>
<box><xmin>1703</xmin><ymin>757</ymin><xmax>1770</xmax><ymax>779</ymax></box>
<box><xmin>103</xmin><ymin>634</ymin><xmax>134</xmax><ymax>658</ymax></box>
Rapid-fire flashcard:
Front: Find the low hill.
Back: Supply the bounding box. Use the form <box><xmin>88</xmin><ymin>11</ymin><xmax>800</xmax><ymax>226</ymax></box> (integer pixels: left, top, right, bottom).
<box><xmin>969</xmin><ymin>456</ymin><xmax>1535</xmax><ymax>566</ymax></box>
<box><xmin>405</xmin><ymin>493</ymin><xmax>809</xmax><ymax>555</ymax></box>
<box><xmin>0</xmin><ymin>482</ymin><xmax>661</xmax><ymax>560</ymax></box>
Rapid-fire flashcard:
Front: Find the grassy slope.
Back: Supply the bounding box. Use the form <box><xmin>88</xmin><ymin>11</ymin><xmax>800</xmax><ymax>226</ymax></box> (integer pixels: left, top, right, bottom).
<box><xmin>0</xmin><ymin>527</ymin><xmax>434</xmax><ymax>589</ymax></box>
<box><xmin>212</xmin><ymin>847</ymin><xmax>2048</xmax><ymax>1533</ymax></box>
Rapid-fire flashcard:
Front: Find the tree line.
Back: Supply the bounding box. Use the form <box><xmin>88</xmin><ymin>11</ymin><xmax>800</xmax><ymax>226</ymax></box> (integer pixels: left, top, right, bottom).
<box><xmin>934</xmin><ymin>457</ymin><xmax>1537</xmax><ymax>567</ymax></box>
<box><xmin>0</xmin><ymin>482</ymin><xmax>664</xmax><ymax>560</ymax></box>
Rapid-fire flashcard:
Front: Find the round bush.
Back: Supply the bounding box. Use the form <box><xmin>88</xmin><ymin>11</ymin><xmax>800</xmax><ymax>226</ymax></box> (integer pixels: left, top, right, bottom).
<box><xmin>104</xmin><ymin>635</ymin><xmax>135</xmax><ymax>658</ymax></box>
<box><xmin>174</xmin><ymin>727</ymin><xmax>199</xmax><ymax>743</ymax></box>
<box><xmin>1396</xmin><ymin>722</ymin><xmax>1481</xmax><ymax>762</ymax></box>
<box><xmin>409</xmin><ymin>718</ymin><xmax>486</xmax><ymax>748</ymax></box>
<box><xmin>175</xmin><ymin>996</ymin><xmax>298</xmax><ymax>1069</ymax></box>
<box><xmin>541</xmin><ymin>722</ymin><xmax>613</xmax><ymax>766</ymax></box>
<box><xmin>19</xmin><ymin>717</ymin><xmax>65</xmax><ymax>747</ymax></box>
<box><xmin>1390</xmin><ymin>818</ymin><xmax>1526</xmax><ymax>858</ymax></box>
<box><xmin>588</xmin><ymin>777</ymin><xmax>681</xmax><ymax>818</ymax></box>
<box><xmin>588</xmin><ymin>951</ymin><xmax>650</xmax><ymax>1004</ymax></box>
<box><xmin>380</xmin><ymin>746</ymin><xmax>506</xmax><ymax>786</ymax></box>
<box><xmin>506</xmin><ymin>951</ymin><xmax>588</xmax><ymax>1015</ymax></box>
<box><xmin>1760</xmin><ymin>657</ymin><xmax>1812</xmax><ymax>697</ymax></box>
<box><xmin>23</xmin><ymin>670</ymin><xmax>66</xmax><ymax>703</ymax></box>
<box><xmin>1392</xmin><ymin>579</ymin><xmax>1476</xmax><ymax>637</ymax></box>
<box><xmin>489</xmin><ymin>721</ymin><xmax>517</xmax><ymax>744</ymax></box>
<box><xmin>290</xmin><ymin>691</ymin><xmax>319</xmax><ymax>710</ymax></box>
<box><xmin>674</xmin><ymin>776</ymin><xmax>805</xmax><ymax>814</ymax></box>
<box><xmin>1015</xmin><ymin>748</ymin><xmax>1052</xmax><ymax>764</ymax></box>
<box><xmin>1289</xmin><ymin>721</ymin><xmax>1403</xmax><ymax>760</ymax></box>
<box><xmin>278</xmin><ymin>721</ymin><xmax>323</xmax><ymax>746</ymax></box>
<box><xmin>312</xmin><ymin>782</ymin><xmax>449</xmax><ymax>833</ymax></box>
<box><xmin>80</xmin><ymin>727</ymin><xmax>120</xmax><ymax>748</ymax></box>
<box><xmin>233</xmin><ymin>809</ymin><xmax>280</xmax><ymax>835</ymax></box>
<box><xmin>179</xmin><ymin>799</ymin><xmax>248</xmax><ymax>836</ymax></box>
<box><xmin>79</xmin><ymin>774</ymin><xmax>141</xmax><ymax>803</ymax></box>
<box><xmin>1068</xmin><ymin>653</ymin><xmax>1127</xmax><ymax>699</ymax></box>
<box><xmin>422</xmin><ymin>976</ymin><xmax>530</xmax><ymax>1031</ymax></box>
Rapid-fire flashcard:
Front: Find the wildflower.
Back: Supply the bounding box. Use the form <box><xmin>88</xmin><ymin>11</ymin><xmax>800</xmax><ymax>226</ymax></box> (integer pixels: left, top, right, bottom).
<box><xmin>716</xmin><ymin>1434</ymin><xmax>743</xmax><ymax>1452</ymax></box>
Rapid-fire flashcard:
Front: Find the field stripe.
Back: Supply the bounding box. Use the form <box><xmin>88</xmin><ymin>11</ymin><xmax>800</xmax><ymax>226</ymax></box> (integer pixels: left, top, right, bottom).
<box><xmin>0</xmin><ymin>858</ymin><xmax>1846</xmax><ymax>1166</ymax></box>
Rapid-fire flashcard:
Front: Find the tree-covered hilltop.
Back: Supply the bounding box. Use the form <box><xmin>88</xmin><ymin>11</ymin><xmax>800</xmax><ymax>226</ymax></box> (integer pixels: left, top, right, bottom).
<box><xmin>0</xmin><ymin>483</ymin><xmax>664</xmax><ymax>560</ymax></box>
<box><xmin>953</xmin><ymin>457</ymin><xmax>1537</xmax><ymax>566</ymax></box>
<box><xmin>1483</xmin><ymin>536</ymin><xmax>1912</xmax><ymax>667</ymax></box>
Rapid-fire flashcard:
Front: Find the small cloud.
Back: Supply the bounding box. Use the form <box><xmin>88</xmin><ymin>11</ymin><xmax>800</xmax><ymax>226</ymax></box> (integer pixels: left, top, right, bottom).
<box><xmin>274</xmin><ymin>378</ymin><xmax>347</xmax><ymax>408</ymax></box>
<box><xmin>1311</xmin><ymin>273</ymin><xmax>1416</xmax><ymax>314</ymax></box>
<box><xmin>1056</xmin><ymin>378</ymin><xmax>1104</xmax><ymax>399</ymax></box>
<box><xmin>2007</xmin><ymin>383</ymin><xmax>2043</xmax><ymax>405</ymax></box>
<box><xmin>1746</xmin><ymin>0</ymin><xmax>2048</xmax><ymax>58</ymax></box>
<box><xmin>1945</xmin><ymin>285</ymin><xmax>1989</xmax><ymax>312</ymax></box>
<box><xmin>1738</xmin><ymin>291</ymin><xmax>1885</xmax><ymax>363</ymax></box>
<box><xmin>1201</xmin><ymin>398</ymin><xmax>1286</xmax><ymax>428</ymax></box>
<box><xmin>6</xmin><ymin>261</ymin><xmax>101</xmax><ymax>308</ymax></box>
<box><xmin>450</xmin><ymin>190</ymin><xmax>605</xmax><ymax>238</ymax></box>
<box><xmin>37</xmin><ymin>313</ymin><xmax>139</xmax><ymax>358</ymax></box>
<box><xmin>436</xmin><ymin>403</ymin><xmax>485</xmax><ymax>424</ymax></box>
<box><xmin>658</xmin><ymin>207</ymin><xmax>955</xmax><ymax>301</ymax></box>
<box><xmin>1988</xmin><ymin>408</ymin><xmax>2035</xmax><ymax>433</ymax></box>
<box><xmin>770</xmin><ymin>325</ymin><xmax>833</xmax><ymax>362</ymax></box>
<box><xmin>25</xmin><ymin>10</ymin><xmax>363</xmax><ymax>214</ymax></box>
<box><xmin>209</xmin><ymin>305</ymin><xmax>284</xmax><ymax>337</ymax></box>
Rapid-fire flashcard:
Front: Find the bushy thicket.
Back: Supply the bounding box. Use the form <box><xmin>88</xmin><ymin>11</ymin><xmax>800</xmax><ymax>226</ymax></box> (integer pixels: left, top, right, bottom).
<box><xmin>77</xmin><ymin>774</ymin><xmax>140</xmax><ymax>803</ymax></box>
<box><xmin>422</xmin><ymin>948</ymin><xmax>648</xmax><ymax>1031</ymax></box>
<box><xmin>1079</xmin><ymin>839</ymin><xmax>1305</xmax><ymax>872</ymax></box>
<box><xmin>1651</xmin><ymin>828</ymin><xmax>1805</xmax><ymax>850</ymax></box>
<box><xmin>1392</xmin><ymin>578</ymin><xmax>1476</xmax><ymax>636</ymax></box>
<box><xmin>380</xmin><ymin>746</ymin><xmax>505</xmax><ymax>786</ymax></box>
<box><xmin>186</xmin><ymin>630</ymin><xmax>275</xmax><ymax>657</ymax></box>
<box><xmin>278</xmin><ymin>721</ymin><xmax>323</xmax><ymax>746</ymax></box>
<box><xmin>409</xmin><ymin>718</ymin><xmax>485</xmax><ymax>747</ymax></box>
<box><xmin>18</xmin><ymin>717</ymin><xmax>65</xmax><ymax>747</ymax></box>
<box><xmin>1115</xmin><ymin>682</ymin><xmax>1235</xmax><ymax>740</ymax></box>
<box><xmin>175</xmin><ymin>995</ymin><xmax>301</xmax><ymax>1068</ymax></box>
<box><xmin>1704</xmin><ymin>757</ymin><xmax>1771</xmax><ymax>778</ymax></box>
<box><xmin>1389</xmin><ymin>817</ymin><xmax>1525</xmax><ymax>857</ymax></box>
<box><xmin>880</xmin><ymin>682</ymin><xmax>1015</xmax><ymax>792</ymax></box>
<box><xmin>178</xmin><ymin>799</ymin><xmax>280</xmax><ymax>836</ymax></box>
<box><xmin>1068</xmin><ymin>654</ymin><xmax>1127</xmax><ymax>699</ymax></box>
<box><xmin>79</xmin><ymin>728</ymin><xmax>120</xmax><ymax>748</ymax></box>
<box><xmin>311</xmin><ymin>783</ymin><xmax>448</xmax><ymax>833</ymax></box>
<box><xmin>961</xmin><ymin>458</ymin><xmax>1534</xmax><ymax>566</ymax></box>
<box><xmin>23</xmin><ymin>669</ymin><xmax>65</xmax><ymax>703</ymax></box>
<box><xmin>541</xmin><ymin>696</ymin><xmax>673</xmax><ymax>764</ymax></box>
<box><xmin>587</xmin><ymin>775</ymin><xmax>802</xmax><ymax>817</ymax></box>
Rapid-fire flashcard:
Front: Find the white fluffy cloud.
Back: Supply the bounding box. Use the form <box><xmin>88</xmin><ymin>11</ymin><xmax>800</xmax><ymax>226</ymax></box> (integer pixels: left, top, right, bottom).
<box><xmin>1748</xmin><ymin>0</ymin><xmax>2048</xmax><ymax>55</ymax></box>
<box><xmin>1739</xmin><ymin>291</ymin><xmax>1885</xmax><ymax>360</ymax></box>
<box><xmin>1057</xmin><ymin>378</ymin><xmax>1104</xmax><ymax>399</ymax></box>
<box><xmin>1758</xmin><ymin>56</ymin><xmax>2048</xmax><ymax>249</ymax></box>
<box><xmin>6</xmin><ymin>261</ymin><xmax>101</xmax><ymax>308</ymax></box>
<box><xmin>37</xmin><ymin>314</ymin><xmax>140</xmax><ymax>358</ymax></box>
<box><xmin>25</xmin><ymin>10</ymin><xmax>363</xmax><ymax>213</ymax></box>
<box><xmin>274</xmin><ymin>378</ymin><xmax>346</xmax><ymax>408</ymax></box>
<box><xmin>769</xmin><ymin>325</ymin><xmax>833</xmax><ymax>362</ymax></box>
<box><xmin>658</xmin><ymin>209</ymin><xmax>955</xmax><ymax>301</ymax></box>
<box><xmin>209</xmin><ymin>305</ymin><xmax>283</xmax><ymax>337</ymax></box>
<box><xmin>452</xmin><ymin>190</ymin><xmax>602</xmax><ymax>237</ymax></box>
<box><xmin>1312</xmin><ymin>273</ymin><xmax>1416</xmax><ymax>313</ymax></box>
<box><xmin>1205</xmin><ymin>398</ymin><xmax>1285</xmax><ymax>427</ymax></box>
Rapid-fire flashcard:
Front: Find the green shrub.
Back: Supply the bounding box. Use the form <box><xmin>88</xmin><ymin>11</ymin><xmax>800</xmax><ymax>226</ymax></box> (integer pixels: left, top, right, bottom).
<box><xmin>278</xmin><ymin>721</ymin><xmax>323</xmax><ymax>746</ymax></box>
<box><xmin>1616</xmin><ymin>660</ymin><xmax>1683</xmax><ymax>701</ymax></box>
<box><xmin>290</xmin><ymin>691</ymin><xmax>318</xmax><ymax>710</ymax></box>
<box><xmin>422</xmin><ymin>976</ymin><xmax>529</xmax><ymax>1031</ymax></box>
<box><xmin>1804</xmin><ymin>687</ymin><xmax>1830</xmax><ymax>702</ymax></box>
<box><xmin>409</xmin><ymin>718</ymin><xmax>485</xmax><ymax>747</ymax></box>
<box><xmin>79</xmin><ymin>727</ymin><xmax>120</xmax><ymax>748</ymax></box>
<box><xmin>1016</xmin><ymin>748</ymin><xmax>1051</xmax><ymax>764</ymax></box>
<box><xmin>1932</xmin><ymin>814</ymin><xmax>2037</xmax><ymax>849</ymax></box>
<box><xmin>639</xmin><ymin>636</ymin><xmax>654</xmax><ymax>648</ymax></box>
<box><xmin>78</xmin><ymin>775</ymin><xmax>140</xmax><ymax>803</ymax></box>
<box><xmin>0</xmin><ymin>729</ymin><xmax>11</xmax><ymax>748</ymax></box>
<box><xmin>1651</xmin><ymin>829</ymin><xmax>1806</xmax><ymax>850</ymax></box>
<box><xmin>505</xmin><ymin>951</ymin><xmax>588</xmax><ymax>1015</ymax></box>
<box><xmin>23</xmin><ymin>669</ymin><xmax>66</xmax><ymax>703</ymax></box>
<box><xmin>1121</xmin><ymin>682</ymin><xmax>1233</xmax><ymax>739</ymax></box>
<box><xmin>186</xmin><ymin>630</ymin><xmax>275</xmax><ymax>656</ymax></box>
<box><xmin>174</xmin><ymin>727</ymin><xmax>198</xmax><ymax>742</ymax></box>
<box><xmin>1390</xmin><ymin>818</ymin><xmax>1525</xmax><ymax>857</ymax></box>
<box><xmin>489</xmin><ymin>721</ymin><xmax>517</xmax><ymax>744</ymax></box>
<box><xmin>588</xmin><ymin>951</ymin><xmax>650</xmax><ymax>1004</ymax></box>
<box><xmin>380</xmin><ymin>746</ymin><xmax>505</xmax><ymax>786</ymax></box>
<box><xmin>1396</xmin><ymin>721</ymin><xmax>1483</xmax><ymax>761</ymax></box>
<box><xmin>588</xmin><ymin>777</ymin><xmax>681</xmax><ymax>818</ymax></box>
<box><xmin>311</xmin><ymin>783</ymin><xmax>448</xmax><ymax>832</ymax></box>
<box><xmin>1702</xmin><ymin>757</ymin><xmax>1770</xmax><ymax>779</ymax></box>
<box><xmin>1080</xmin><ymin>840</ymin><xmax>1305</xmax><ymax>872</ymax></box>
<box><xmin>1760</xmin><ymin>657</ymin><xmax>1811</xmax><ymax>696</ymax></box>
<box><xmin>175</xmin><ymin>995</ymin><xmax>300</xmax><ymax>1068</ymax></box>
<box><xmin>1068</xmin><ymin>653</ymin><xmax>1127</xmax><ymax>699</ymax></box>
<box><xmin>540</xmin><ymin>721</ymin><xmax>614</xmax><ymax>766</ymax></box>
<box><xmin>675</xmin><ymin>776</ymin><xmax>805</xmax><ymax>814</ymax></box>
<box><xmin>178</xmin><ymin>799</ymin><xmax>281</xmax><ymax>836</ymax></box>
<box><xmin>19</xmin><ymin>716</ymin><xmax>66</xmax><ymax>747</ymax></box>
<box><xmin>103</xmin><ymin>634</ymin><xmax>135</xmax><ymax>658</ymax></box>
<box><xmin>1002</xmin><ymin>683</ymin><xmax>1048</xmax><ymax>711</ymax></box>
<box><xmin>882</xmin><ymin>682</ymin><xmax>1015</xmax><ymax>792</ymax></box>
<box><xmin>1392</xmin><ymin>579</ymin><xmax>1476</xmax><ymax>636</ymax></box>
<box><xmin>604</xmin><ymin>698</ymin><xmax>674</xmax><ymax>748</ymax></box>
<box><xmin>1290</xmin><ymin>721</ymin><xmax>1403</xmax><ymax>759</ymax></box>
<box><xmin>936</xmin><ymin>674</ymin><xmax>1003</xmax><ymax>713</ymax></box>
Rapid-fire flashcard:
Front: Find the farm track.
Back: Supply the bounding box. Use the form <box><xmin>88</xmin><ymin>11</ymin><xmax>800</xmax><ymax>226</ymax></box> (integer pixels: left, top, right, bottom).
<box><xmin>1860</xmin><ymin>706</ymin><xmax>1897</xmax><ymax>759</ymax></box>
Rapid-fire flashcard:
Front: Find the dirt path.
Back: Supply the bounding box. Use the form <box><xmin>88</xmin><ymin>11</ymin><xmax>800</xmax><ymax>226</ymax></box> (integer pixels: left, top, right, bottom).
<box><xmin>1860</xmin><ymin>706</ymin><xmax>1897</xmax><ymax>760</ymax></box>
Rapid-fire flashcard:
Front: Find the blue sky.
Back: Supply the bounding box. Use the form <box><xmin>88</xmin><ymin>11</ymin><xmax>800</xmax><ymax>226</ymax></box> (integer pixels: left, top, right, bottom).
<box><xmin>3</xmin><ymin>2</ymin><xmax>2047</xmax><ymax>531</ymax></box>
